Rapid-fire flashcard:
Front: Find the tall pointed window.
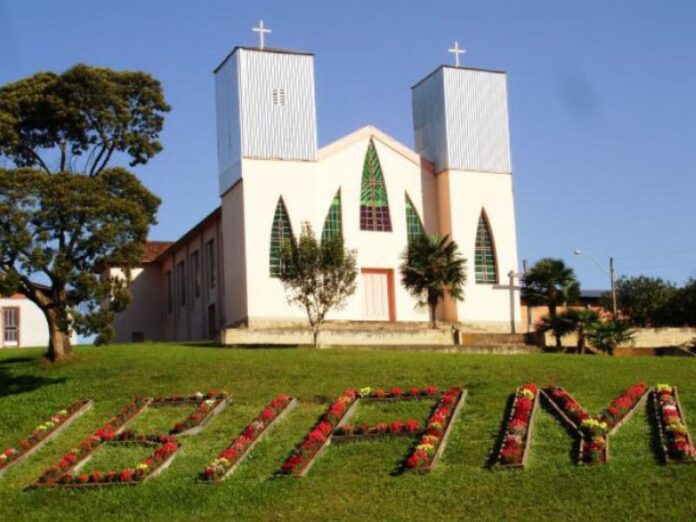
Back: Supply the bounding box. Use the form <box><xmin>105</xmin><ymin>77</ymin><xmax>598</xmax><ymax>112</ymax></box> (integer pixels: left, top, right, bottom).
<box><xmin>405</xmin><ymin>193</ymin><xmax>425</xmax><ymax>244</ymax></box>
<box><xmin>269</xmin><ymin>197</ymin><xmax>294</xmax><ymax>277</ymax></box>
<box><xmin>360</xmin><ymin>139</ymin><xmax>392</xmax><ymax>231</ymax></box>
<box><xmin>321</xmin><ymin>189</ymin><xmax>343</xmax><ymax>243</ymax></box>
<box><xmin>475</xmin><ymin>210</ymin><xmax>498</xmax><ymax>284</ymax></box>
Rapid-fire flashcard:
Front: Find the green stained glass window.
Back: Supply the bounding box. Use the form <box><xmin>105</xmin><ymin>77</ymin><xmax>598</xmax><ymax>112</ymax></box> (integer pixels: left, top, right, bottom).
<box><xmin>269</xmin><ymin>197</ymin><xmax>293</xmax><ymax>277</ymax></box>
<box><xmin>360</xmin><ymin>139</ymin><xmax>392</xmax><ymax>231</ymax></box>
<box><xmin>321</xmin><ymin>189</ymin><xmax>342</xmax><ymax>243</ymax></box>
<box><xmin>405</xmin><ymin>193</ymin><xmax>425</xmax><ymax>244</ymax></box>
<box><xmin>475</xmin><ymin>210</ymin><xmax>498</xmax><ymax>284</ymax></box>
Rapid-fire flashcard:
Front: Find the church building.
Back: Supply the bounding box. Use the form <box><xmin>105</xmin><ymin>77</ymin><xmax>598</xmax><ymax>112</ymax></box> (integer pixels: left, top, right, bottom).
<box><xmin>109</xmin><ymin>32</ymin><xmax>521</xmax><ymax>344</ymax></box>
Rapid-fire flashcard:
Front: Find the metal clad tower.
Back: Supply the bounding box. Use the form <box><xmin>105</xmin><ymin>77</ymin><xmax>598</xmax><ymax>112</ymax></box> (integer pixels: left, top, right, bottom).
<box><xmin>412</xmin><ymin>66</ymin><xmax>511</xmax><ymax>174</ymax></box>
<box><xmin>214</xmin><ymin>47</ymin><xmax>318</xmax><ymax>195</ymax></box>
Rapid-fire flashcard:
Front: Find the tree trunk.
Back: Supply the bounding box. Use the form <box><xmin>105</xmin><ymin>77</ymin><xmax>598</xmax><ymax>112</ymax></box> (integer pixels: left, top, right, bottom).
<box><xmin>45</xmin><ymin>309</ymin><xmax>73</xmax><ymax>362</ymax></box>
<box><xmin>429</xmin><ymin>301</ymin><xmax>438</xmax><ymax>329</ymax></box>
<box><xmin>312</xmin><ymin>325</ymin><xmax>320</xmax><ymax>349</ymax></box>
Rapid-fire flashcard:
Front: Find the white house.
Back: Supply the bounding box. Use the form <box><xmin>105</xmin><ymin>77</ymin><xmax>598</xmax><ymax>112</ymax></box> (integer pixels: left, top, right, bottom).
<box><xmin>108</xmin><ymin>39</ymin><xmax>521</xmax><ymax>343</ymax></box>
<box><xmin>0</xmin><ymin>293</ymin><xmax>53</xmax><ymax>348</ymax></box>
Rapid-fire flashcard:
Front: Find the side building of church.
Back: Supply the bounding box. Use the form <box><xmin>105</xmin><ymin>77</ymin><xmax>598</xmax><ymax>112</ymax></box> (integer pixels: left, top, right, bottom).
<box><xmin>108</xmin><ymin>44</ymin><xmax>521</xmax><ymax>344</ymax></box>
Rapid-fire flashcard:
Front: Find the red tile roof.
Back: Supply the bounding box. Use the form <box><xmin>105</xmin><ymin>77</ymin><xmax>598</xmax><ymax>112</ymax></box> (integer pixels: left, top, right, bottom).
<box><xmin>141</xmin><ymin>241</ymin><xmax>174</xmax><ymax>263</ymax></box>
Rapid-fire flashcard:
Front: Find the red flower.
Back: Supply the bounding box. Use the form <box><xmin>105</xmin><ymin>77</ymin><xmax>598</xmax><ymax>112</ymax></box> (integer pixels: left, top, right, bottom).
<box><xmin>405</xmin><ymin>420</ymin><xmax>421</xmax><ymax>433</ymax></box>
<box><xmin>390</xmin><ymin>387</ymin><xmax>404</xmax><ymax>397</ymax></box>
<box><xmin>260</xmin><ymin>408</ymin><xmax>275</xmax><ymax>421</ymax></box>
<box><xmin>281</xmin><ymin>454</ymin><xmax>304</xmax><ymax>473</ymax></box>
<box><xmin>388</xmin><ymin>421</ymin><xmax>404</xmax><ymax>434</ymax></box>
<box><xmin>424</xmin><ymin>386</ymin><xmax>438</xmax><ymax>396</ymax></box>
<box><xmin>119</xmin><ymin>470</ymin><xmax>134</xmax><ymax>482</ymax></box>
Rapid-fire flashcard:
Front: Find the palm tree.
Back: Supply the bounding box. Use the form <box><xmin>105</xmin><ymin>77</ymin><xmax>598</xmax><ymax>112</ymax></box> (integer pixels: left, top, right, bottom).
<box><xmin>400</xmin><ymin>234</ymin><xmax>467</xmax><ymax>328</ymax></box>
<box><xmin>524</xmin><ymin>258</ymin><xmax>580</xmax><ymax>348</ymax></box>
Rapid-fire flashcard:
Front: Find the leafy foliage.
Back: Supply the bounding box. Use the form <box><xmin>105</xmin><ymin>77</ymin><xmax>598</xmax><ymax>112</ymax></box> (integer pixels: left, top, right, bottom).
<box><xmin>586</xmin><ymin>319</ymin><xmax>636</xmax><ymax>355</ymax></box>
<box><xmin>0</xmin><ymin>64</ymin><xmax>167</xmax><ymax>361</ymax></box>
<box><xmin>607</xmin><ymin>275</ymin><xmax>677</xmax><ymax>327</ymax></box>
<box><xmin>400</xmin><ymin>234</ymin><xmax>466</xmax><ymax>327</ymax></box>
<box><xmin>0</xmin><ymin>64</ymin><xmax>169</xmax><ymax>175</ymax></box>
<box><xmin>0</xmin><ymin>168</ymin><xmax>159</xmax><ymax>348</ymax></box>
<box><xmin>524</xmin><ymin>258</ymin><xmax>580</xmax><ymax>348</ymax></box>
<box><xmin>279</xmin><ymin>224</ymin><xmax>358</xmax><ymax>347</ymax></box>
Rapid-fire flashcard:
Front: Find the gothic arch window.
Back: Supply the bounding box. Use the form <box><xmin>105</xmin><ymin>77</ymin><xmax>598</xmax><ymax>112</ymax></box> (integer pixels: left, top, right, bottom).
<box><xmin>269</xmin><ymin>197</ymin><xmax>294</xmax><ymax>278</ymax></box>
<box><xmin>405</xmin><ymin>192</ymin><xmax>425</xmax><ymax>244</ymax></box>
<box><xmin>321</xmin><ymin>189</ymin><xmax>343</xmax><ymax>243</ymax></box>
<box><xmin>360</xmin><ymin>139</ymin><xmax>392</xmax><ymax>231</ymax></box>
<box><xmin>475</xmin><ymin>209</ymin><xmax>498</xmax><ymax>284</ymax></box>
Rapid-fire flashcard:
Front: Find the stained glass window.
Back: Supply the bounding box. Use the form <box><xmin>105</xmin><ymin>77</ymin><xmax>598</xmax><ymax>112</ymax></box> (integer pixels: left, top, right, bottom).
<box><xmin>360</xmin><ymin>139</ymin><xmax>392</xmax><ymax>231</ymax></box>
<box><xmin>270</xmin><ymin>197</ymin><xmax>293</xmax><ymax>277</ymax></box>
<box><xmin>321</xmin><ymin>189</ymin><xmax>342</xmax><ymax>243</ymax></box>
<box><xmin>405</xmin><ymin>193</ymin><xmax>425</xmax><ymax>244</ymax></box>
<box><xmin>475</xmin><ymin>210</ymin><xmax>498</xmax><ymax>284</ymax></box>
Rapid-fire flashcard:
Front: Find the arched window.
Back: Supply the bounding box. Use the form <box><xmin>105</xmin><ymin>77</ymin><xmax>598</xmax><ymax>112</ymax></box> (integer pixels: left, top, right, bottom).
<box><xmin>269</xmin><ymin>197</ymin><xmax>294</xmax><ymax>277</ymax></box>
<box><xmin>321</xmin><ymin>189</ymin><xmax>342</xmax><ymax>243</ymax></box>
<box><xmin>475</xmin><ymin>210</ymin><xmax>498</xmax><ymax>284</ymax></box>
<box><xmin>405</xmin><ymin>192</ymin><xmax>425</xmax><ymax>244</ymax></box>
<box><xmin>360</xmin><ymin>139</ymin><xmax>392</xmax><ymax>231</ymax></box>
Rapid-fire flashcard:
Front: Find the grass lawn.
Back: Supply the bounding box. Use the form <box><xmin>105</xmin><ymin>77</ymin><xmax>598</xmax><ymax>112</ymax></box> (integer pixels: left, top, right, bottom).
<box><xmin>0</xmin><ymin>343</ymin><xmax>695</xmax><ymax>521</ymax></box>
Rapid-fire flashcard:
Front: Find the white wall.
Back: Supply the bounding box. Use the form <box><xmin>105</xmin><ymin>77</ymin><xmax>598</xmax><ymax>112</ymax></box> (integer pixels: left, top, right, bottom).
<box><xmin>111</xmin><ymin>266</ymin><xmax>163</xmax><ymax>343</ymax></box>
<box><xmin>441</xmin><ymin>169</ymin><xmax>520</xmax><ymax>331</ymax></box>
<box><xmin>0</xmin><ymin>296</ymin><xmax>76</xmax><ymax>348</ymax></box>
<box><xmin>235</xmin><ymin>130</ymin><xmax>437</xmax><ymax>325</ymax></box>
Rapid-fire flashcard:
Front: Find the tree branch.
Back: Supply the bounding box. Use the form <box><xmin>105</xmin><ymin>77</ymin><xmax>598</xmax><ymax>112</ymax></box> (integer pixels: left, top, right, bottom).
<box><xmin>20</xmin><ymin>145</ymin><xmax>51</xmax><ymax>174</ymax></box>
<box><xmin>93</xmin><ymin>143</ymin><xmax>116</xmax><ymax>176</ymax></box>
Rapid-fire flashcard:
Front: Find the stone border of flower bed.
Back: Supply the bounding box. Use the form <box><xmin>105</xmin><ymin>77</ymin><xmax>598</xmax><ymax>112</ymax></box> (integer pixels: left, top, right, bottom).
<box><xmin>31</xmin><ymin>434</ymin><xmax>180</xmax><ymax>488</ymax></box>
<box><xmin>652</xmin><ymin>385</ymin><xmax>695</xmax><ymax>464</ymax></box>
<box><xmin>129</xmin><ymin>391</ymin><xmax>230</xmax><ymax>436</ymax></box>
<box><xmin>29</xmin><ymin>398</ymin><xmax>151</xmax><ymax>489</ymax></box>
<box><xmin>200</xmin><ymin>395</ymin><xmax>297</xmax><ymax>483</ymax></box>
<box><xmin>0</xmin><ymin>400</ymin><xmax>93</xmax><ymax>479</ymax></box>
<box><xmin>278</xmin><ymin>389</ymin><xmax>358</xmax><ymax>477</ymax></box>
<box><xmin>403</xmin><ymin>388</ymin><xmax>467</xmax><ymax>472</ymax></box>
<box><xmin>494</xmin><ymin>384</ymin><xmax>540</xmax><ymax>469</ymax></box>
<box><xmin>541</xmin><ymin>384</ymin><xmax>650</xmax><ymax>465</ymax></box>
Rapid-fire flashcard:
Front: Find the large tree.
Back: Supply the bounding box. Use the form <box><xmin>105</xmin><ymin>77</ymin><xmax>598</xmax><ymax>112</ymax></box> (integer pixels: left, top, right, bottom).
<box><xmin>279</xmin><ymin>224</ymin><xmax>358</xmax><ymax>348</ymax></box>
<box><xmin>608</xmin><ymin>275</ymin><xmax>677</xmax><ymax>327</ymax></box>
<box><xmin>524</xmin><ymin>258</ymin><xmax>580</xmax><ymax>348</ymax></box>
<box><xmin>400</xmin><ymin>234</ymin><xmax>467</xmax><ymax>328</ymax></box>
<box><xmin>0</xmin><ymin>64</ymin><xmax>169</xmax><ymax>361</ymax></box>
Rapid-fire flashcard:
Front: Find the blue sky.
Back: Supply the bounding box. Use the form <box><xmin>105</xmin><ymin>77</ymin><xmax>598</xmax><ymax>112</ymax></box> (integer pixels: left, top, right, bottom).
<box><xmin>1</xmin><ymin>0</ymin><xmax>695</xmax><ymax>290</ymax></box>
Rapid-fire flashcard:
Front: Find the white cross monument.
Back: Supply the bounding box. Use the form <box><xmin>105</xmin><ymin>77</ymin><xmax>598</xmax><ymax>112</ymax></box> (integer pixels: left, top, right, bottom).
<box><xmin>252</xmin><ymin>19</ymin><xmax>272</xmax><ymax>50</ymax></box>
<box><xmin>448</xmin><ymin>40</ymin><xmax>466</xmax><ymax>67</ymax></box>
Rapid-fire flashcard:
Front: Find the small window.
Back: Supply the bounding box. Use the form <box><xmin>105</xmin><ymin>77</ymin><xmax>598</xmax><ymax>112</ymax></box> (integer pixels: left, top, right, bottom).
<box><xmin>191</xmin><ymin>250</ymin><xmax>201</xmax><ymax>299</ymax></box>
<box><xmin>177</xmin><ymin>261</ymin><xmax>186</xmax><ymax>307</ymax></box>
<box><xmin>165</xmin><ymin>271</ymin><xmax>173</xmax><ymax>315</ymax></box>
<box><xmin>131</xmin><ymin>332</ymin><xmax>145</xmax><ymax>343</ymax></box>
<box><xmin>272</xmin><ymin>88</ymin><xmax>287</xmax><ymax>106</ymax></box>
<box><xmin>206</xmin><ymin>240</ymin><xmax>216</xmax><ymax>289</ymax></box>
<box><xmin>3</xmin><ymin>308</ymin><xmax>19</xmax><ymax>346</ymax></box>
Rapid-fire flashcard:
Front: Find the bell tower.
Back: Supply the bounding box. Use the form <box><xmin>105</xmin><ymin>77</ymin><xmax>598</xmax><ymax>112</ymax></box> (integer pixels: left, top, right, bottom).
<box><xmin>214</xmin><ymin>20</ymin><xmax>318</xmax><ymax>195</ymax></box>
<box><xmin>411</xmin><ymin>46</ymin><xmax>520</xmax><ymax>331</ymax></box>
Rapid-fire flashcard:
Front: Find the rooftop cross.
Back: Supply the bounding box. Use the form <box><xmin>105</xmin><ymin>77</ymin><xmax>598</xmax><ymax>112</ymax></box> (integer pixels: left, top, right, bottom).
<box><xmin>252</xmin><ymin>19</ymin><xmax>272</xmax><ymax>50</ymax></box>
<box><xmin>448</xmin><ymin>40</ymin><xmax>466</xmax><ymax>67</ymax></box>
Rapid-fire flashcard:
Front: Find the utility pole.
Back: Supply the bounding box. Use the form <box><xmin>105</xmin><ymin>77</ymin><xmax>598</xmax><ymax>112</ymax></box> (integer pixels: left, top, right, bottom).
<box><xmin>610</xmin><ymin>256</ymin><xmax>617</xmax><ymax>316</ymax></box>
<box><xmin>506</xmin><ymin>271</ymin><xmax>524</xmax><ymax>334</ymax></box>
<box><xmin>523</xmin><ymin>259</ymin><xmax>531</xmax><ymax>333</ymax></box>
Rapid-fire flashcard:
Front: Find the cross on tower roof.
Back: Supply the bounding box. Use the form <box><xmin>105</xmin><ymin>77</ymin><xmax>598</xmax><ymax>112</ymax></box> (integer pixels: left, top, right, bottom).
<box><xmin>252</xmin><ymin>19</ymin><xmax>272</xmax><ymax>50</ymax></box>
<box><xmin>448</xmin><ymin>40</ymin><xmax>466</xmax><ymax>67</ymax></box>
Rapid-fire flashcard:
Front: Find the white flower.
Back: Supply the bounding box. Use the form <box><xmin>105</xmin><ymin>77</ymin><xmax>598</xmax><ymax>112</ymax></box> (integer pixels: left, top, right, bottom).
<box><xmin>195</xmin><ymin>392</ymin><xmax>204</xmax><ymax>400</ymax></box>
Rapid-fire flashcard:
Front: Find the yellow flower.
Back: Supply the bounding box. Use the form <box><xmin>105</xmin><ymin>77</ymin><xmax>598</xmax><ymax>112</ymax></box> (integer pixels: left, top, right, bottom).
<box><xmin>137</xmin><ymin>463</ymin><xmax>149</xmax><ymax>471</ymax></box>
<box><xmin>359</xmin><ymin>387</ymin><xmax>371</xmax><ymax>397</ymax></box>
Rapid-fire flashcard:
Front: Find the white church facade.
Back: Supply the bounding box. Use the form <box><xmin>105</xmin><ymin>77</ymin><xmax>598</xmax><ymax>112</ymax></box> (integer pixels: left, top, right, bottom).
<box><xmin>109</xmin><ymin>40</ymin><xmax>521</xmax><ymax>344</ymax></box>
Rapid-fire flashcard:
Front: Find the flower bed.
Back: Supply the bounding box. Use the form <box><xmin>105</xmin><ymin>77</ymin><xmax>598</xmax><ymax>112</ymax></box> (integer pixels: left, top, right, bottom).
<box><xmin>0</xmin><ymin>399</ymin><xmax>93</xmax><ymax>477</ymax></box>
<box><xmin>543</xmin><ymin>383</ymin><xmax>649</xmax><ymax>464</ymax></box>
<box><xmin>496</xmin><ymin>384</ymin><xmax>539</xmax><ymax>468</ymax></box>
<box><xmin>32</xmin><ymin>399</ymin><xmax>151</xmax><ymax>487</ymax></box>
<box><xmin>278</xmin><ymin>389</ymin><xmax>358</xmax><ymax>476</ymax></box>
<box><xmin>333</xmin><ymin>419</ymin><xmax>422</xmax><ymax>439</ymax></box>
<box><xmin>149</xmin><ymin>390</ymin><xmax>229</xmax><ymax>435</ymax></box>
<box><xmin>404</xmin><ymin>387</ymin><xmax>466</xmax><ymax>472</ymax></box>
<box><xmin>357</xmin><ymin>386</ymin><xmax>440</xmax><ymax>401</ymax></box>
<box><xmin>36</xmin><ymin>432</ymin><xmax>179</xmax><ymax>488</ymax></box>
<box><xmin>200</xmin><ymin>394</ymin><xmax>296</xmax><ymax>482</ymax></box>
<box><xmin>653</xmin><ymin>384</ymin><xmax>696</xmax><ymax>464</ymax></box>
